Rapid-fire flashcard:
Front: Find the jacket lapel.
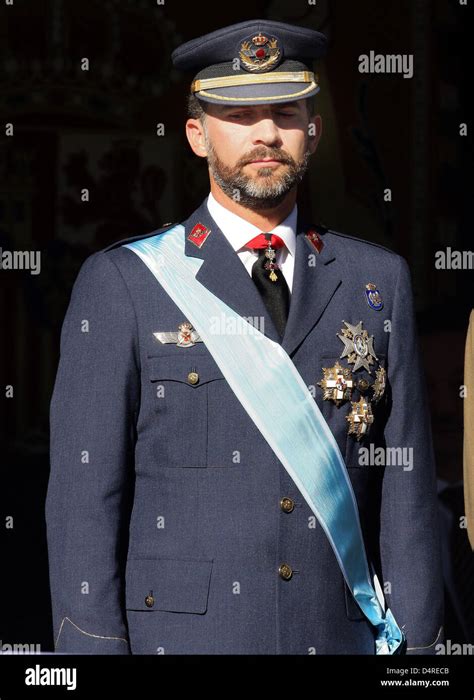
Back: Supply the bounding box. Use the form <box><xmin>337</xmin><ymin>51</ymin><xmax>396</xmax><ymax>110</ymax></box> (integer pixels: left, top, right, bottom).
<box><xmin>184</xmin><ymin>199</ymin><xmax>281</xmax><ymax>344</ymax></box>
<box><xmin>281</xmin><ymin>219</ymin><xmax>341</xmax><ymax>357</ymax></box>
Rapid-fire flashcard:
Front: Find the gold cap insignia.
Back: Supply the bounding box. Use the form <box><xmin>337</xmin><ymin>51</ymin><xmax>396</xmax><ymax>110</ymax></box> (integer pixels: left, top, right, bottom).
<box><xmin>239</xmin><ymin>34</ymin><xmax>282</xmax><ymax>73</ymax></box>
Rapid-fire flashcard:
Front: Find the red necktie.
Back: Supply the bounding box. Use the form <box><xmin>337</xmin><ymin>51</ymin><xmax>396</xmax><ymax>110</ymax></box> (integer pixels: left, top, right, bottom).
<box><xmin>245</xmin><ymin>233</ymin><xmax>286</xmax><ymax>250</ymax></box>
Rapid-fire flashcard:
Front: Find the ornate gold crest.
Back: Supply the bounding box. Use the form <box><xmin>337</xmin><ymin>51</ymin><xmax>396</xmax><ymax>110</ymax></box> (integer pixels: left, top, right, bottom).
<box><xmin>239</xmin><ymin>33</ymin><xmax>281</xmax><ymax>72</ymax></box>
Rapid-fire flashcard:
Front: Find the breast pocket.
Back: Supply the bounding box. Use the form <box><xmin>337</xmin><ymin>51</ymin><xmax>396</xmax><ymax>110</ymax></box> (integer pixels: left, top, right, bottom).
<box><xmin>148</xmin><ymin>354</ymin><xmax>224</xmax><ymax>467</ymax></box>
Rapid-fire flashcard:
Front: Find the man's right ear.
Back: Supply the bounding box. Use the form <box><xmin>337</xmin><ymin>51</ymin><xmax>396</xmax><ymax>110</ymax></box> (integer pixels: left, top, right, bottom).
<box><xmin>185</xmin><ymin>119</ymin><xmax>208</xmax><ymax>158</ymax></box>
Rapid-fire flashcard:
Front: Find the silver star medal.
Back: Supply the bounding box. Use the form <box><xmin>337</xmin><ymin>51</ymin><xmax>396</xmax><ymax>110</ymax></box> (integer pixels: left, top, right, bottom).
<box><xmin>153</xmin><ymin>322</ymin><xmax>202</xmax><ymax>348</ymax></box>
<box><xmin>337</xmin><ymin>320</ymin><xmax>378</xmax><ymax>374</ymax></box>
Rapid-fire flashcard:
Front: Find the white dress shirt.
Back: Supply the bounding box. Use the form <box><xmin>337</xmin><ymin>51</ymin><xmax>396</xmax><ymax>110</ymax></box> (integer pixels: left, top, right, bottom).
<box><xmin>206</xmin><ymin>191</ymin><xmax>297</xmax><ymax>293</ymax></box>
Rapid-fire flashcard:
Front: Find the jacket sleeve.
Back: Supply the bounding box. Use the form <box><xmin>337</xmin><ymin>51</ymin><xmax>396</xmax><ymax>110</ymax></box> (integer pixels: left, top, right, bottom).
<box><xmin>380</xmin><ymin>256</ymin><xmax>444</xmax><ymax>655</ymax></box>
<box><xmin>45</xmin><ymin>251</ymin><xmax>140</xmax><ymax>654</ymax></box>
<box><xmin>464</xmin><ymin>310</ymin><xmax>474</xmax><ymax>551</ymax></box>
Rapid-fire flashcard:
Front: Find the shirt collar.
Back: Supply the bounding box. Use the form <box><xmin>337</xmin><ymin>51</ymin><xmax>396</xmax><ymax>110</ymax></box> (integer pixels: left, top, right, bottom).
<box><xmin>206</xmin><ymin>191</ymin><xmax>297</xmax><ymax>257</ymax></box>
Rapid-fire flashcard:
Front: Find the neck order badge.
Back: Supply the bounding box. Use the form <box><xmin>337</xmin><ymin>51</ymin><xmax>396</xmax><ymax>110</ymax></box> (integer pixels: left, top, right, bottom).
<box><xmin>124</xmin><ymin>227</ymin><xmax>405</xmax><ymax>655</ymax></box>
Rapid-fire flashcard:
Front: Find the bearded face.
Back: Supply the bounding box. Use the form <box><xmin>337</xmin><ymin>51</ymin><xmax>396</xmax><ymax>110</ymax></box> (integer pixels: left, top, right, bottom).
<box><xmin>204</xmin><ymin>132</ymin><xmax>312</xmax><ymax>209</ymax></box>
<box><xmin>191</xmin><ymin>100</ymin><xmax>319</xmax><ymax>211</ymax></box>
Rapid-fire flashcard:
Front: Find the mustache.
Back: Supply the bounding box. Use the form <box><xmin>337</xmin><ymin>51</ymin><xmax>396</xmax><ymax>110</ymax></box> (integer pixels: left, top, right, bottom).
<box><xmin>237</xmin><ymin>148</ymin><xmax>295</xmax><ymax>167</ymax></box>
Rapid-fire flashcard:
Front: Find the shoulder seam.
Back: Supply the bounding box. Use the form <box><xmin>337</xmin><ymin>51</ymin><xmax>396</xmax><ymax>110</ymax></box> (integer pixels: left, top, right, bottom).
<box><xmin>100</xmin><ymin>222</ymin><xmax>179</xmax><ymax>254</ymax></box>
<box><xmin>326</xmin><ymin>229</ymin><xmax>400</xmax><ymax>256</ymax></box>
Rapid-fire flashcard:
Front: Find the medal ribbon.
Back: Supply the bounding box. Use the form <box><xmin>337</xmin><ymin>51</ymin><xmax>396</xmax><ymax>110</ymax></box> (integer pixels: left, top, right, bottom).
<box><xmin>124</xmin><ymin>226</ymin><xmax>405</xmax><ymax>655</ymax></box>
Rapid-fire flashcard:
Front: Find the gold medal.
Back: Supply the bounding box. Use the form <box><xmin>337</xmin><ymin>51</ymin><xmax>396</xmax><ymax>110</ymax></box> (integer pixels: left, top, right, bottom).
<box><xmin>346</xmin><ymin>398</ymin><xmax>374</xmax><ymax>440</ymax></box>
<box><xmin>318</xmin><ymin>362</ymin><xmax>354</xmax><ymax>406</ymax></box>
<box><xmin>372</xmin><ymin>366</ymin><xmax>386</xmax><ymax>402</ymax></box>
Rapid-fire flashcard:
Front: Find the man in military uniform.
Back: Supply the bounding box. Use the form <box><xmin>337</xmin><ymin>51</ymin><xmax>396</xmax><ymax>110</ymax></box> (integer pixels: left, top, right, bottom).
<box><xmin>46</xmin><ymin>20</ymin><xmax>443</xmax><ymax>654</ymax></box>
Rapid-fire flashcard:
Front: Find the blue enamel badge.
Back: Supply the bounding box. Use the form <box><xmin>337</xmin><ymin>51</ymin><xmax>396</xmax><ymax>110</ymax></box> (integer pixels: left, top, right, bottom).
<box><xmin>365</xmin><ymin>283</ymin><xmax>384</xmax><ymax>311</ymax></box>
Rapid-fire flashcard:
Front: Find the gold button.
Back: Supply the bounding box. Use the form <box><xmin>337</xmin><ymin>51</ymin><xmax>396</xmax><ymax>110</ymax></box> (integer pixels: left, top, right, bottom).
<box><xmin>145</xmin><ymin>594</ymin><xmax>154</xmax><ymax>608</ymax></box>
<box><xmin>280</xmin><ymin>497</ymin><xmax>295</xmax><ymax>513</ymax></box>
<box><xmin>279</xmin><ymin>563</ymin><xmax>293</xmax><ymax>581</ymax></box>
<box><xmin>187</xmin><ymin>371</ymin><xmax>199</xmax><ymax>385</ymax></box>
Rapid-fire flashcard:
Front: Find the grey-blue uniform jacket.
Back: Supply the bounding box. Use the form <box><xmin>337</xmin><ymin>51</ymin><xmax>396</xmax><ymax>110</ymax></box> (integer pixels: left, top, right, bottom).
<box><xmin>45</xmin><ymin>198</ymin><xmax>444</xmax><ymax>654</ymax></box>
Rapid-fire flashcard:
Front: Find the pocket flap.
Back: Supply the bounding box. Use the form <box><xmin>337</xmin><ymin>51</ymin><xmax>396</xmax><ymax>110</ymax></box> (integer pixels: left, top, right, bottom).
<box><xmin>147</xmin><ymin>355</ymin><xmax>224</xmax><ymax>386</ymax></box>
<box><xmin>125</xmin><ymin>557</ymin><xmax>213</xmax><ymax>613</ymax></box>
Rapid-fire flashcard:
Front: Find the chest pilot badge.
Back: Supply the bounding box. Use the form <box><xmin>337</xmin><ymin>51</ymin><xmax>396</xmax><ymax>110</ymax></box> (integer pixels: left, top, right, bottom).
<box><xmin>153</xmin><ymin>322</ymin><xmax>203</xmax><ymax>348</ymax></box>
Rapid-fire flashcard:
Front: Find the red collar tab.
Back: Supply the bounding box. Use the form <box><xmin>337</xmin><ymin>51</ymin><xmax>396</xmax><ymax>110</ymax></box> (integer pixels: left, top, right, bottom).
<box><xmin>306</xmin><ymin>229</ymin><xmax>324</xmax><ymax>254</ymax></box>
<box><xmin>188</xmin><ymin>223</ymin><xmax>211</xmax><ymax>248</ymax></box>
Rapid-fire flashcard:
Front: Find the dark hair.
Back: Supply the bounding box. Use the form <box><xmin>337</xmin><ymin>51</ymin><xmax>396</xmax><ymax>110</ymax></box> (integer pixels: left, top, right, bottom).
<box><xmin>305</xmin><ymin>95</ymin><xmax>317</xmax><ymax>117</ymax></box>
<box><xmin>187</xmin><ymin>92</ymin><xmax>208</xmax><ymax>121</ymax></box>
<box><xmin>186</xmin><ymin>92</ymin><xmax>316</xmax><ymax>120</ymax></box>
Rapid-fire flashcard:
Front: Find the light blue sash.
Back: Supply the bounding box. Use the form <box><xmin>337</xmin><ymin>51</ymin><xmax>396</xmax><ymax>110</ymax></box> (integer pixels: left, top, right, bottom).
<box><xmin>125</xmin><ymin>226</ymin><xmax>405</xmax><ymax>654</ymax></box>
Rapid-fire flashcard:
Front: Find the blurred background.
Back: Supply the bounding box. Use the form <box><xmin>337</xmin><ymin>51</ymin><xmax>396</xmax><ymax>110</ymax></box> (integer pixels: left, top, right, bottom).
<box><xmin>0</xmin><ymin>0</ymin><xmax>472</xmax><ymax>651</ymax></box>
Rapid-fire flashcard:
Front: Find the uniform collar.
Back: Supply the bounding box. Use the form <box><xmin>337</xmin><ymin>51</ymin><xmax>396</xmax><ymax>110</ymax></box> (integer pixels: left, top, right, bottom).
<box><xmin>206</xmin><ymin>191</ymin><xmax>297</xmax><ymax>256</ymax></box>
<box><xmin>183</xmin><ymin>197</ymin><xmax>339</xmax><ymax>355</ymax></box>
